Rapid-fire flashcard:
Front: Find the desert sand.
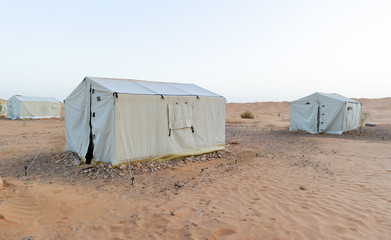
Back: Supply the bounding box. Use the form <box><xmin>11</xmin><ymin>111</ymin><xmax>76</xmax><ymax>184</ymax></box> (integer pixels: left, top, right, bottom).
<box><xmin>0</xmin><ymin>98</ymin><xmax>391</xmax><ymax>239</ymax></box>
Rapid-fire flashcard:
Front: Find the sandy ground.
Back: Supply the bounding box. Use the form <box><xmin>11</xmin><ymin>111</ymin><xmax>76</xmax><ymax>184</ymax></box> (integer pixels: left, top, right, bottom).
<box><xmin>1</xmin><ymin>98</ymin><xmax>391</xmax><ymax>239</ymax></box>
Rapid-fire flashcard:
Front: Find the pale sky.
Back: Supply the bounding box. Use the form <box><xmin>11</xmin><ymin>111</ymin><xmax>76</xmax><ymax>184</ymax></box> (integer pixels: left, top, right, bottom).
<box><xmin>1</xmin><ymin>1</ymin><xmax>390</xmax><ymax>102</ymax></box>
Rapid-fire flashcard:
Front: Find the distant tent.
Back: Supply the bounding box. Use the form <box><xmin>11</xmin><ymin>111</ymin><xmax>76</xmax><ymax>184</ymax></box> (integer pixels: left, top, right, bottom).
<box><xmin>289</xmin><ymin>92</ymin><xmax>361</xmax><ymax>134</ymax></box>
<box><xmin>7</xmin><ymin>95</ymin><xmax>61</xmax><ymax>119</ymax></box>
<box><xmin>0</xmin><ymin>98</ymin><xmax>6</xmax><ymax>118</ymax></box>
<box><xmin>65</xmin><ymin>77</ymin><xmax>225</xmax><ymax>165</ymax></box>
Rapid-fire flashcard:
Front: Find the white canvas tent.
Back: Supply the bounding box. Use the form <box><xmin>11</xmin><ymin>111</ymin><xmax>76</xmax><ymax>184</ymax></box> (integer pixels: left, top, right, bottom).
<box><xmin>289</xmin><ymin>92</ymin><xmax>361</xmax><ymax>134</ymax></box>
<box><xmin>65</xmin><ymin>77</ymin><xmax>225</xmax><ymax>165</ymax></box>
<box><xmin>0</xmin><ymin>98</ymin><xmax>6</xmax><ymax>118</ymax></box>
<box><xmin>7</xmin><ymin>95</ymin><xmax>61</xmax><ymax>119</ymax></box>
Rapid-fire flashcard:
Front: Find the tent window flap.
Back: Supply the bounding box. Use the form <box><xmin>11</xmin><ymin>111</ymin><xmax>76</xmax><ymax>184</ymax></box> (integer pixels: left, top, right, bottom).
<box><xmin>168</xmin><ymin>101</ymin><xmax>193</xmax><ymax>130</ymax></box>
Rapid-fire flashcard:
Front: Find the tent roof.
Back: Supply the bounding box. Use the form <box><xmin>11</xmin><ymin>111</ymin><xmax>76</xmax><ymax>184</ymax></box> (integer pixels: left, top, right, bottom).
<box><xmin>317</xmin><ymin>92</ymin><xmax>359</xmax><ymax>103</ymax></box>
<box><xmin>88</xmin><ymin>77</ymin><xmax>223</xmax><ymax>97</ymax></box>
<box><xmin>9</xmin><ymin>95</ymin><xmax>60</xmax><ymax>102</ymax></box>
<box><xmin>293</xmin><ymin>92</ymin><xmax>359</xmax><ymax>104</ymax></box>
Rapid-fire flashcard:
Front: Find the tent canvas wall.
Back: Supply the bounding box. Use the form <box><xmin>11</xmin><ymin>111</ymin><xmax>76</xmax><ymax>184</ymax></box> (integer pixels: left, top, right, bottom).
<box><xmin>65</xmin><ymin>77</ymin><xmax>225</xmax><ymax>165</ymax></box>
<box><xmin>289</xmin><ymin>92</ymin><xmax>361</xmax><ymax>134</ymax></box>
<box><xmin>0</xmin><ymin>98</ymin><xmax>6</xmax><ymax>118</ymax></box>
<box><xmin>7</xmin><ymin>95</ymin><xmax>61</xmax><ymax>119</ymax></box>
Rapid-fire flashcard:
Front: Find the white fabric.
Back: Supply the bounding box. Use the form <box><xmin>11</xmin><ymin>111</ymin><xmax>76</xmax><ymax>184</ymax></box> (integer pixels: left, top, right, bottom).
<box><xmin>0</xmin><ymin>99</ymin><xmax>7</xmax><ymax>117</ymax></box>
<box><xmin>65</xmin><ymin>77</ymin><xmax>225</xmax><ymax>164</ymax></box>
<box><xmin>7</xmin><ymin>95</ymin><xmax>61</xmax><ymax>119</ymax></box>
<box><xmin>290</xmin><ymin>92</ymin><xmax>361</xmax><ymax>134</ymax></box>
<box><xmin>65</xmin><ymin>79</ymin><xmax>91</xmax><ymax>160</ymax></box>
<box><xmin>11</xmin><ymin>95</ymin><xmax>60</xmax><ymax>102</ymax></box>
<box><xmin>89</xmin><ymin>77</ymin><xmax>222</xmax><ymax>97</ymax></box>
<box><xmin>91</xmin><ymin>84</ymin><xmax>115</xmax><ymax>163</ymax></box>
<box><xmin>168</xmin><ymin>100</ymin><xmax>193</xmax><ymax>130</ymax></box>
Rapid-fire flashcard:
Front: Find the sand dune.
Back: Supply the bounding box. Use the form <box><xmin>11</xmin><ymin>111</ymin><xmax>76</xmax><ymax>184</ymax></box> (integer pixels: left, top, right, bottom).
<box><xmin>0</xmin><ymin>98</ymin><xmax>391</xmax><ymax>239</ymax></box>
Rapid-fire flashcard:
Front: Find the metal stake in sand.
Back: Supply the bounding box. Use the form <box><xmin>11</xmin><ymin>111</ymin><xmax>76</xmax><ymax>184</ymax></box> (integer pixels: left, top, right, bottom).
<box><xmin>131</xmin><ymin>176</ymin><xmax>135</xmax><ymax>186</ymax></box>
<box><xmin>194</xmin><ymin>155</ymin><xmax>203</xmax><ymax>173</ymax></box>
<box><xmin>226</xmin><ymin>150</ymin><xmax>237</xmax><ymax>164</ymax></box>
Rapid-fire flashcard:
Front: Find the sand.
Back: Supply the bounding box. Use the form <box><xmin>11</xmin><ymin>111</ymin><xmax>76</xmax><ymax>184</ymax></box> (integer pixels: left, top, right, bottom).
<box><xmin>0</xmin><ymin>98</ymin><xmax>391</xmax><ymax>239</ymax></box>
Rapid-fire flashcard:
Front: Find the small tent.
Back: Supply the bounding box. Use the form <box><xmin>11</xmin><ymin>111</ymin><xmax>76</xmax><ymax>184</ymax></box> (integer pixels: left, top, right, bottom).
<box><xmin>7</xmin><ymin>95</ymin><xmax>61</xmax><ymax>119</ymax></box>
<box><xmin>65</xmin><ymin>77</ymin><xmax>225</xmax><ymax>165</ymax></box>
<box><xmin>289</xmin><ymin>92</ymin><xmax>361</xmax><ymax>134</ymax></box>
<box><xmin>0</xmin><ymin>98</ymin><xmax>7</xmax><ymax>118</ymax></box>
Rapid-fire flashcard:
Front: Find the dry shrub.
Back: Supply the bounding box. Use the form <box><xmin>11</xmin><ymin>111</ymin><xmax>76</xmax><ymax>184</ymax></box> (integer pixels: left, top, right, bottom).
<box><xmin>359</xmin><ymin>111</ymin><xmax>370</xmax><ymax>127</ymax></box>
<box><xmin>359</xmin><ymin>111</ymin><xmax>371</xmax><ymax>133</ymax></box>
<box><xmin>241</xmin><ymin>110</ymin><xmax>254</xmax><ymax>119</ymax></box>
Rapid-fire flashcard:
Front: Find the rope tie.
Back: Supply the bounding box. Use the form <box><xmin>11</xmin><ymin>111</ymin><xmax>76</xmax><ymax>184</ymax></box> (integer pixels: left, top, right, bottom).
<box><xmin>25</xmin><ymin>118</ymin><xmax>61</xmax><ymax>176</ymax></box>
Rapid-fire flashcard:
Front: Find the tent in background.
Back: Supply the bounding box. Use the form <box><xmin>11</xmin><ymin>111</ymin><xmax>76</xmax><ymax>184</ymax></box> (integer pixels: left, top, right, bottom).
<box><xmin>65</xmin><ymin>77</ymin><xmax>225</xmax><ymax>165</ymax></box>
<box><xmin>0</xmin><ymin>98</ymin><xmax>7</xmax><ymax>118</ymax></box>
<box><xmin>7</xmin><ymin>95</ymin><xmax>61</xmax><ymax>119</ymax></box>
<box><xmin>289</xmin><ymin>92</ymin><xmax>361</xmax><ymax>134</ymax></box>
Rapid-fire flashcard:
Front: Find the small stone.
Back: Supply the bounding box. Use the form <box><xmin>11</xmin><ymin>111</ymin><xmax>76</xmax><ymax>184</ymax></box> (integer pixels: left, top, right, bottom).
<box><xmin>23</xmin><ymin>236</ymin><xmax>35</xmax><ymax>240</ymax></box>
<box><xmin>201</xmin><ymin>156</ymin><xmax>206</xmax><ymax>161</ymax></box>
<box><xmin>108</xmin><ymin>165</ymin><xmax>112</xmax><ymax>170</ymax></box>
<box><xmin>174</xmin><ymin>181</ymin><xmax>184</xmax><ymax>189</ymax></box>
<box><xmin>120</xmin><ymin>164</ymin><xmax>127</xmax><ymax>170</ymax></box>
<box><xmin>300</xmin><ymin>186</ymin><xmax>306</xmax><ymax>190</ymax></box>
<box><xmin>170</xmin><ymin>211</ymin><xmax>175</xmax><ymax>216</ymax></box>
<box><xmin>0</xmin><ymin>177</ymin><xmax>3</xmax><ymax>189</ymax></box>
<box><xmin>72</xmin><ymin>158</ymin><xmax>80</xmax><ymax>166</ymax></box>
<box><xmin>55</xmin><ymin>159</ymin><xmax>62</xmax><ymax>164</ymax></box>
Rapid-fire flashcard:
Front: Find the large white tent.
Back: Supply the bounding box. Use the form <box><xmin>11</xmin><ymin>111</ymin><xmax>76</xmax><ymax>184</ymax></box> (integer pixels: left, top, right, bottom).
<box><xmin>289</xmin><ymin>92</ymin><xmax>361</xmax><ymax>134</ymax></box>
<box><xmin>65</xmin><ymin>77</ymin><xmax>225</xmax><ymax>165</ymax></box>
<box><xmin>7</xmin><ymin>95</ymin><xmax>61</xmax><ymax>119</ymax></box>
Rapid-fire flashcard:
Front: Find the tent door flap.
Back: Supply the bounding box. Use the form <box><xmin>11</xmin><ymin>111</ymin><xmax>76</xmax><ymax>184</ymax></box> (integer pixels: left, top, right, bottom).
<box><xmin>317</xmin><ymin>105</ymin><xmax>320</xmax><ymax>133</ymax></box>
<box><xmin>85</xmin><ymin>85</ymin><xmax>94</xmax><ymax>164</ymax></box>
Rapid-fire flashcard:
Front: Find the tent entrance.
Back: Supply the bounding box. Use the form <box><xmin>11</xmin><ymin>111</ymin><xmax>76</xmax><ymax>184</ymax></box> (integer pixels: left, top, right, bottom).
<box><xmin>316</xmin><ymin>105</ymin><xmax>320</xmax><ymax>133</ymax></box>
<box><xmin>85</xmin><ymin>122</ymin><xmax>94</xmax><ymax>164</ymax></box>
<box><xmin>85</xmin><ymin>87</ymin><xmax>94</xmax><ymax>164</ymax></box>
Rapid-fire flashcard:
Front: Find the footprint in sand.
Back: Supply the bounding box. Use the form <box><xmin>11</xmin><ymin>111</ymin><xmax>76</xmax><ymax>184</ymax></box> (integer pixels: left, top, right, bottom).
<box><xmin>49</xmin><ymin>190</ymin><xmax>62</xmax><ymax>194</ymax></box>
<box><xmin>265</xmin><ymin>217</ymin><xmax>277</xmax><ymax>228</ymax></box>
<box><xmin>212</xmin><ymin>228</ymin><xmax>236</xmax><ymax>239</ymax></box>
